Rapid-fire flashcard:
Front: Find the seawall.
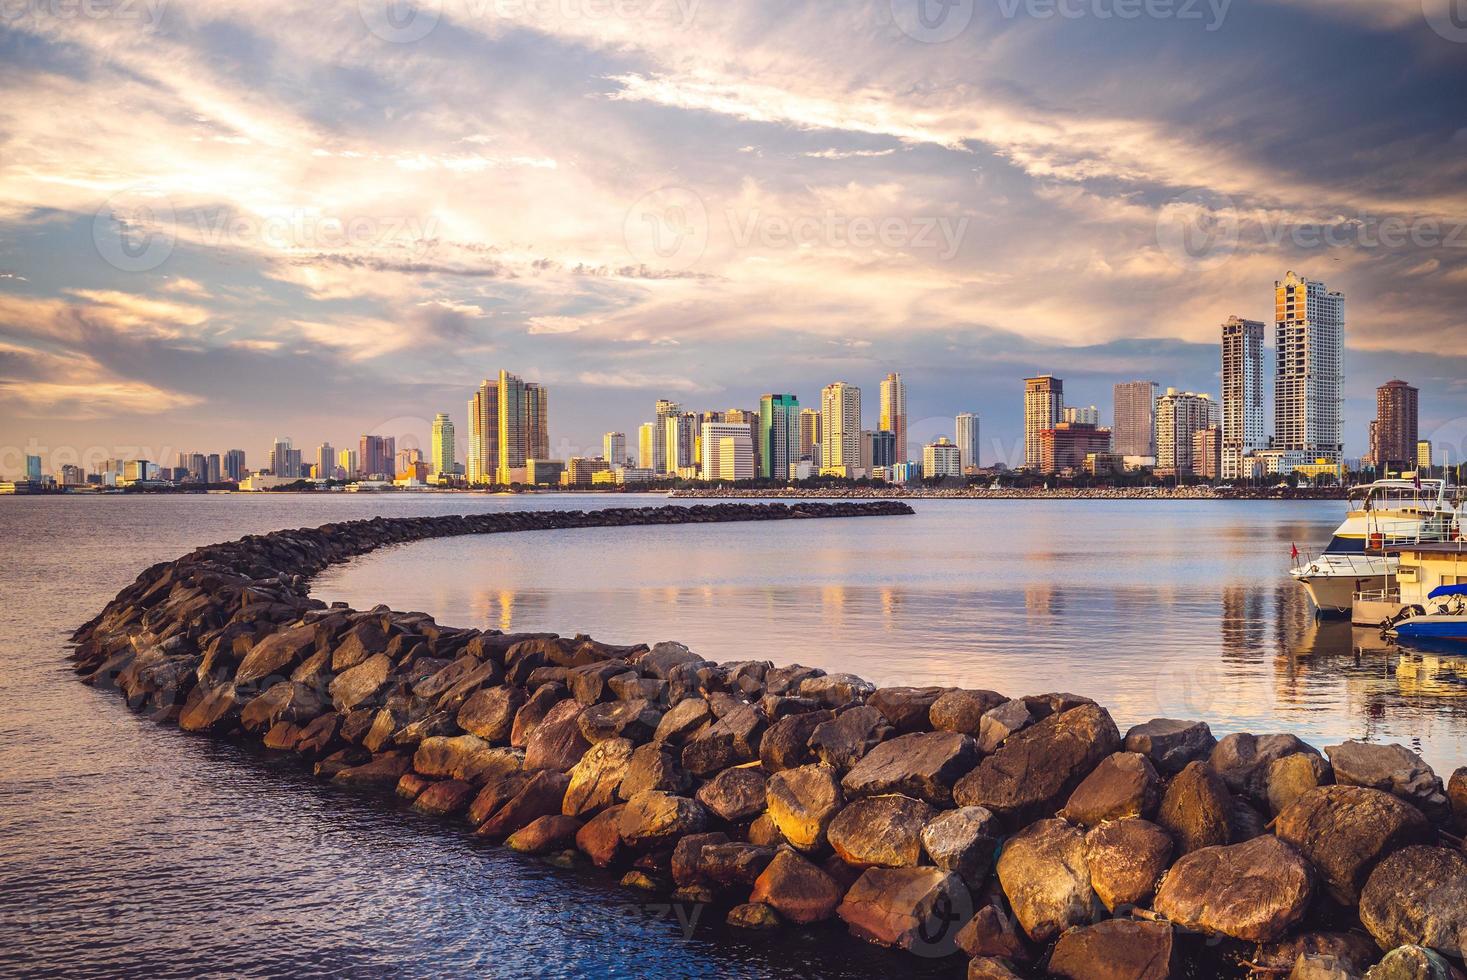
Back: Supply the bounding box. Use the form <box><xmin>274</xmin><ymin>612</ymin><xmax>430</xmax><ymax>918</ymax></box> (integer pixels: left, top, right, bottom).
<box><xmin>69</xmin><ymin>502</ymin><xmax>1467</xmax><ymax>978</ymax></box>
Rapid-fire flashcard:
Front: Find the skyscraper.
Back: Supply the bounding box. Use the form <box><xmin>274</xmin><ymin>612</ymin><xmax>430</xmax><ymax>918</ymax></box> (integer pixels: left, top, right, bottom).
<box><xmin>337</xmin><ymin>448</ymin><xmax>357</xmax><ymax>479</ymax></box>
<box><xmin>955</xmin><ymin>413</ymin><xmax>980</xmax><ymax>472</ymax></box>
<box><xmin>638</xmin><ymin>422</ymin><xmax>656</xmax><ymax>471</ymax></box>
<box><xmin>1112</xmin><ymin>381</ymin><xmax>1158</xmax><ymax>458</ymax></box>
<box><xmin>316</xmin><ymin>442</ymin><xmax>335</xmax><ymax>480</ymax></box>
<box><xmin>1024</xmin><ymin>375</ymin><xmax>1063</xmax><ymax>469</ymax></box>
<box><xmin>721</xmin><ymin>409</ymin><xmax>762</xmax><ymax>476</ymax></box>
<box><xmin>820</xmin><ymin>382</ymin><xmax>862</xmax><ymax>476</ymax></box>
<box><xmin>359</xmin><ymin>435</ymin><xmax>395</xmax><ymax>479</ymax></box>
<box><xmin>271</xmin><ymin>437</ymin><xmax>303</xmax><ymax>479</ymax></box>
<box><xmin>665</xmin><ymin>411</ymin><xmax>697</xmax><ymax>474</ymax></box>
<box><xmin>490</xmin><ymin>370</ymin><xmax>549</xmax><ymax>484</ymax></box>
<box><xmin>604</xmin><ymin>432</ymin><xmax>627</xmax><ymax>465</ymax></box>
<box><xmin>923</xmin><ymin>437</ymin><xmax>962</xmax><ymax>478</ymax></box>
<box><xmin>1221</xmin><ymin>316</ymin><xmax>1266</xmax><ymax>480</ymax></box>
<box><xmin>701</xmin><ymin>422</ymin><xmax>754</xmax><ymax>481</ymax></box>
<box><xmin>525</xmin><ymin>382</ymin><xmax>549</xmax><ymax>461</ymax></box>
<box><xmin>1156</xmin><ymin>389</ymin><xmax>1220</xmax><ymax>477</ymax></box>
<box><xmin>879</xmin><ymin>373</ymin><xmax>908</xmax><ymax>464</ymax></box>
<box><xmin>466</xmin><ymin>378</ymin><xmax>498</xmax><ymax>484</ymax></box>
<box><xmin>1368</xmin><ymin>380</ymin><xmax>1419</xmax><ymax>473</ymax></box>
<box><xmin>223</xmin><ymin>449</ymin><xmax>246</xmax><ymax>482</ymax></box>
<box><xmin>431</xmin><ymin>413</ymin><xmax>454</xmax><ymax>479</ymax></box>
<box><xmin>654</xmin><ymin>399</ymin><xmax>681</xmax><ymax>475</ymax></box>
<box><xmin>798</xmin><ymin>408</ymin><xmax>821</xmax><ymax>461</ymax></box>
<box><xmin>758</xmin><ymin>394</ymin><xmax>800</xmax><ymax>480</ymax></box>
<box><xmin>206</xmin><ymin>453</ymin><xmax>221</xmax><ymax>484</ymax></box>
<box><xmin>1062</xmin><ymin>406</ymin><xmax>1099</xmax><ymax>425</ymax></box>
<box><xmin>1275</xmin><ymin>271</ymin><xmax>1344</xmax><ymax>462</ymax></box>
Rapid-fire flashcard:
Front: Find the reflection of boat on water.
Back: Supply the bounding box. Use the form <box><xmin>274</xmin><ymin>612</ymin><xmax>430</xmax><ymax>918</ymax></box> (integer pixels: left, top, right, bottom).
<box><xmin>1289</xmin><ymin>479</ymin><xmax>1461</xmax><ymax>618</ymax></box>
<box><xmin>1387</xmin><ymin>585</ymin><xmax>1467</xmax><ymax>643</ymax></box>
<box><xmin>1394</xmin><ymin>648</ymin><xmax>1467</xmax><ymax>698</ymax></box>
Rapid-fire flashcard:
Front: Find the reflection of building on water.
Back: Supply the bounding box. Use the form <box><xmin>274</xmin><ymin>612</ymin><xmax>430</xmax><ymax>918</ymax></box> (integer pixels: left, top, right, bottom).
<box><xmin>1025</xmin><ymin>584</ymin><xmax>1062</xmax><ymax>618</ymax></box>
<box><xmin>1221</xmin><ymin>586</ymin><xmax>1269</xmax><ymax>662</ymax></box>
<box><xmin>1395</xmin><ymin>652</ymin><xmax>1467</xmax><ymax>699</ymax></box>
<box><xmin>469</xmin><ymin>587</ymin><xmax>553</xmax><ymax>633</ymax></box>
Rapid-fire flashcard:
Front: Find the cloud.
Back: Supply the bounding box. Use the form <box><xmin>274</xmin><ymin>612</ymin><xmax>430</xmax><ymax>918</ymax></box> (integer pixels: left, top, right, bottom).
<box><xmin>527</xmin><ymin>315</ymin><xmax>585</xmax><ymax>335</ymax></box>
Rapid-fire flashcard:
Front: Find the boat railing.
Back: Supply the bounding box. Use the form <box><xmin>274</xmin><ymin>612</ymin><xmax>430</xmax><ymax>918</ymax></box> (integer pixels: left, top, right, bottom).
<box><xmin>1353</xmin><ymin>587</ymin><xmax>1399</xmax><ymax>603</ymax></box>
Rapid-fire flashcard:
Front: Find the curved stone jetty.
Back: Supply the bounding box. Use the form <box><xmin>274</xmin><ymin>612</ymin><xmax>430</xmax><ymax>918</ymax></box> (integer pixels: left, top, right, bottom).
<box><xmin>70</xmin><ymin>502</ymin><xmax>1467</xmax><ymax>978</ymax></box>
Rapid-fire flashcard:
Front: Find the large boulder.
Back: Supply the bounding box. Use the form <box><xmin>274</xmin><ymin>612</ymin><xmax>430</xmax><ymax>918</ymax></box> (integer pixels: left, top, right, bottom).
<box><xmin>836</xmin><ymin>866</ymin><xmax>973</xmax><ymax>954</ymax></box>
<box><xmin>412</xmin><ymin>778</ymin><xmax>476</xmax><ymax>817</ymax></box>
<box><xmin>1275</xmin><ymin>785</ymin><xmax>1434</xmax><ymax>904</ymax></box>
<box><xmin>1156</xmin><ymin>760</ymin><xmax>1234</xmax><ymax>854</ymax></box>
<box><xmin>765</xmin><ymin>764</ymin><xmax>844</xmax><ymax>852</ymax></box>
<box><xmin>1327</xmin><ymin>741</ymin><xmax>1450</xmax><ymax>819</ymax></box>
<box><xmin>617</xmin><ymin>742</ymin><xmax>690</xmax><ymax>800</ymax></box>
<box><xmin>1364</xmin><ymin>945</ymin><xmax>1462</xmax><ymax>980</ymax></box>
<box><xmin>1059</xmin><ymin>752</ymin><xmax>1160</xmax><ymax>826</ymax></box>
<box><xmin>841</xmin><ymin>731</ymin><xmax>978</xmax><ymax>806</ymax></box>
<box><xmin>476</xmin><ymin>770</ymin><xmax>570</xmax><ymax>838</ymax></box>
<box><xmin>1447</xmin><ymin>767</ymin><xmax>1466</xmax><ymax>833</ymax></box>
<box><xmin>412</xmin><ymin>735</ymin><xmax>521</xmax><ymax>784</ymax></box>
<box><xmin>954</xmin><ymin>704</ymin><xmax>1121</xmax><ymax>824</ymax></box>
<box><xmin>178</xmin><ymin>681</ymin><xmax>240</xmax><ymax>733</ymax></box>
<box><xmin>977</xmin><ymin>699</ymin><xmax>1033</xmax><ymax>754</ymax></box>
<box><xmin>617</xmin><ymin>791</ymin><xmax>709</xmax><ymax>850</ymax></box>
<box><xmin>456</xmin><ymin>686</ymin><xmax>526</xmax><ymax>743</ymax></box>
<box><xmin>330</xmin><ymin>620</ymin><xmax>388</xmax><ymax>672</ymax></box>
<box><xmin>809</xmin><ymin>706</ymin><xmax>892</xmax><ymax>771</ymax></box>
<box><xmin>759</xmin><ymin>709</ymin><xmax>833</xmax><ymax>771</ymax></box>
<box><xmin>680</xmin><ymin>704</ymin><xmax>764</xmax><ymax>777</ymax></box>
<box><xmin>1359</xmin><ymin>846</ymin><xmax>1467</xmax><ymax>958</ymax></box>
<box><xmin>328</xmin><ymin>653</ymin><xmax>392</xmax><ymax>713</ymax></box>
<box><xmin>799</xmin><ymin>672</ymin><xmax>875</xmax><ymax>708</ymax></box>
<box><xmin>921</xmin><ymin>806</ymin><xmax>1001</xmax><ymax>888</ymax></box>
<box><xmin>523</xmin><ymin>698</ymin><xmax>591</xmax><ymax>772</ymax></box>
<box><xmin>670</xmin><ymin>831</ymin><xmax>731</xmax><ymax>887</ymax></box>
<box><xmin>506</xmin><ymin>814</ymin><xmax>582</xmax><ymax>854</ymax></box>
<box><xmin>578</xmin><ymin>699</ymin><xmax>661</xmax><ymax>744</ymax></box>
<box><xmin>698</xmin><ymin>842</ymin><xmax>777</xmax><ymax>888</ymax></box>
<box><xmin>1154</xmin><ymin>835</ymin><xmax>1314</xmax><ymax>942</ymax></box>
<box><xmin>1124</xmin><ymin>718</ymin><xmax>1217</xmax><ymax>776</ymax></box>
<box><xmin>968</xmin><ymin>958</ymin><xmax>1024</xmax><ymax>980</ymax></box>
<box><xmin>749</xmin><ymin>847</ymin><xmax>843</xmax><ymax>924</ymax></box>
<box><xmin>651</xmin><ymin>697</ymin><xmax>712</xmax><ymax>745</ymax></box>
<box><xmin>509</xmin><ymin>683</ymin><xmax>564</xmax><ymax>747</ymax></box>
<box><xmin>696</xmin><ymin>766</ymin><xmax>768</xmax><ymax>823</ymax></box>
<box><xmin>868</xmin><ymin>686</ymin><xmax>947</xmax><ymax>733</ymax></box>
<box><xmin>955</xmin><ymin>903</ymin><xmax>1030</xmax><ymax>962</ymax></box>
<box><xmin>826</xmin><ymin>795</ymin><xmax>933</xmax><ymax>869</ymax></box>
<box><xmin>1268</xmin><ymin>752</ymin><xmax>1333</xmax><ymax>817</ymax></box>
<box><xmin>639</xmin><ymin>641</ymin><xmax>706</xmax><ymax>679</ymax></box>
<box><xmin>1049</xmin><ymin>919</ymin><xmax>1175</xmax><ymax>980</ymax></box>
<box><xmin>239</xmin><ymin>680</ymin><xmax>326</xmax><ymax>733</ymax></box>
<box><xmin>235</xmin><ymin>626</ymin><xmax>316</xmax><ymax>687</ymax></box>
<box><xmin>1083</xmin><ymin>818</ymin><xmax>1173</xmax><ymax>911</ymax></box>
<box><xmin>1210</xmin><ymin>733</ymin><xmax>1321</xmax><ymax>803</ymax></box>
<box><xmin>562</xmin><ymin>738</ymin><xmax>634</xmax><ymax>817</ymax></box>
<box><xmin>996</xmin><ymin>818</ymin><xmax>1101</xmax><ymax>943</ymax></box>
<box><xmin>332</xmin><ymin>751</ymin><xmax>411</xmax><ymax>790</ymax></box>
<box><xmin>574</xmin><ymin>803</ymin><xmax>627</xmax><ymax>868</ymax></box>
<box><xmin>929</xmin><ymin>689</ymin><xmax>1008</xmax><ymax>737</ymax></box>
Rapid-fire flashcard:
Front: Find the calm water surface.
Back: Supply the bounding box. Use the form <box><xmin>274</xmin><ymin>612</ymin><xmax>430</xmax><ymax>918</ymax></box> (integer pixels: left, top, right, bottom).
<box><xmin>3</xmin><ymin>493</ymin><xmax>1464</xmax><ymax>979</ymax></box>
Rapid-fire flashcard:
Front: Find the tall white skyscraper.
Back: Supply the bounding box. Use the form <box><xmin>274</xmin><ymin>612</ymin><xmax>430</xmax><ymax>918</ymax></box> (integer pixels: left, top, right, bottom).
<box><xmin>701</xmin><ymin>422</ymin><xmax>754</xmax><ymax>481</ymax></box>
<box><xmin>1156</xmin><ymin>389</ymin><xmax>1220</xmax><ymax>476</ymax></box>
<box><xmin>879</xmin><ymin>372</ymin><xmax>907</xmax><ymax>463</ymax></box>
<box><xmin>1221</xmin><ymin>316</ymin><xmax>1265</xmax><ymax>479</ymax></box>
<box><xmin>1024</xmin><ymin>375</ymin><xmax>1063</xmax><ymax>470</ymax></box>
<box><xmin>758</xmin><ymin>394</ymin><xmax>800</xmax><ymax>480</ymax></box>
<box><xmin>604</xmin><ymin>432</ymin><xmax>627</xmax><ymax>465</ymax></box>
<box><xmin>431</xmin><ymin>413</ymin><xmax>455</xmax><ymax>479</ymax></box>
<box><xmin>1275</xmin><ymin>271</ymin><xmax>1344</xmax><ymax>462</ymax></box>
<box><xmin>955</xmin><ymin>413</ymin><xmax>980</xmax><ymax>472</ymax></box>
<box><xmin>820</xmin><ymin>382</ymin><xmax>862</xmax><ymax>475</ymax></box>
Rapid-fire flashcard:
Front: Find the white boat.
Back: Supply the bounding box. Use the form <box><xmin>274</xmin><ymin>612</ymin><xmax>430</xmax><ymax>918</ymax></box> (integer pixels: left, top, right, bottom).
<box><xmin>1290</xmin><ymin>479</ymin><xmax>1460</xmax><ymax>617</ymax></box>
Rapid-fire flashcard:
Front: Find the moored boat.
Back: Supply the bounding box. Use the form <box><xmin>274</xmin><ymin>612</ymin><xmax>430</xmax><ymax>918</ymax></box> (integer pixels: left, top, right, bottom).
<box><xmin>1387</xmin><ymin>584</ymin><xmax>1467</xmax><ymax>643</ymax></box>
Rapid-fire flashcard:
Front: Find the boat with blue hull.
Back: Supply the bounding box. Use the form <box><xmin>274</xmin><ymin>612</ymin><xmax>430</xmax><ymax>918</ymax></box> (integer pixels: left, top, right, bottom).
<box><xmin>1387</xmin><ymin>584</ymin><xmax>1467</xmax><ymax>643</ymax></box>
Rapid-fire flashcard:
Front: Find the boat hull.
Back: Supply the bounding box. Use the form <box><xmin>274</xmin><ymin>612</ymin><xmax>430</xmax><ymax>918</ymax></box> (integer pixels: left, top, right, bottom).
<box><xmin>1394</xmin><ymin>617</ymin><xmax>1467</xmax><ymax>641</ymax></box>
<box><xmin>1293</xmin><ymin>571</ymin><xmax>1390</xmax><ymax>616</ymax></box>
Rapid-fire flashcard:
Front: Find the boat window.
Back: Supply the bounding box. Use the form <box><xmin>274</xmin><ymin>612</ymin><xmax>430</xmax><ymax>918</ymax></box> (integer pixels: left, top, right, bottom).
<box><xmin>1323</xmin><ymin>536</ymin><xmax>1366</xmax><ymax>554</ymax></box>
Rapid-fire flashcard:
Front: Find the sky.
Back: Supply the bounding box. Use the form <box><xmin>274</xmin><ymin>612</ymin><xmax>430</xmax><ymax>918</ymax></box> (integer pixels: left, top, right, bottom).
<box><xmin>2</xmin><ymin>0</ymin><xmax>1466</xmax><ymax>477</ymax></box>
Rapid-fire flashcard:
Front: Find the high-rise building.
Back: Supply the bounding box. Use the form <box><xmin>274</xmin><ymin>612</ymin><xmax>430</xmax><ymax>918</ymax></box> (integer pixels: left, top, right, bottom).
<box><xmin>431</xmin><ymin>413</ymin><xmax>454</xmax><ymax>480</ymax></box>
<box><xmin>206</xmin><ymin>453</ymin><xmax>221</xmax><ymax>484</ymax></box>
<box><xmin>1112</xmin><ymin>381</ymin><xmax>1158</xmax><ymax>458</ymax></box>
<box><xmin>701</xmin><ymin>422</ymin><xmax>754</xmax><ymax>481</ymax></box>
<box><xmin>880</xmin><ymin>373</ymin><xmax>908</xmax><ymax>464</ymax></box>
<box><xmin>871</xmin><ymin>430</ymin><xmax>897</xmax><ymax>469</ymax></box>
<box><xmin>316</xmin><ymin>443</ymin><xmax>335</xmax><ymax>481</ymax></box>
<box><xmin>719</xmin><ymin>434</ymin><xmax>755</xmax><ymax>482</ymax></box>
<box><xmin>1038</xmin><ymin>423</ymin><xmax>1112</xmax><ymax>474</ymax></box>
<box><xmin>1417</xmin><ymin>440</ymin><xmax>1433</xmax><ymax>471</ymax></box>
<box><xmin>665</xmin><ymin>412</ymin><xmax>697</xmax><ymax>474</ymax></box>
<box><xmin>482</xmin><ymin>370</ymin><xmax>549</xmax><ymax>484</ymax></box>
<box><xmin>1367</xmin><ymin>380</ymin><xmax>1418</xmax><ymax>473</ymax></box>
<box><xmin>337</xmin><ymin>448</ymin><xmax>357</xmax><ymax>479</ymax></box>
<box><xmin>758</xmin><ymin>394</ymin><xmax>800</xmax><ymax>480</ymax></box>
<box><xmin>799</xmin><ymin>408</ymin><xmax>821</xmax><ymax>461</ymax></box>
<box><xmin>1221</xmin><ymin>316</ymin><xmax>1266</xmax><ymax>479</ymax></box>
<box><xmin>25</xmin><ymin>454</ymin><xmax>42</xmax><ymax>482</ymax></box>
<box><xmin>955</xmin><ymin>413</ymin><xmax>980</xmax><ymax>472</ymax></box>
<box><xmin>1062</xmin><ymin>405</ymin><xmax>1100</xmax><ymax>426</ymax></box>
<box><xmin>654</xmin><ymin>399</ymin><xmax>681</xmax><ymax>475</ymax></box>
<box><xmin>1024</xmin><ymin>375</ymin><xmax>1063</xmax><ymax>469</ymax></box>
<box><xmin>466</xmin><ymin>378</ymin><xmax>499</xmax><ymax>484</ymax></box>
<box><xmin>604</xmin><ymin>432</ymin><xmax>627</xmax><ymax>466</ymax></box>
<box><xmin>1156</xmin><ymin>389</ymin><xmax>1220</xmax><ymax>477</ymax></box>
<box><xmin>60</xmin><ymin>464</ymin><xmax>85</xmax><ymax>485</ymax></box>
<box><xmin>525</xmin><ymin>383</ymin><xmax>549</xmax><ymax>461</ymax></box>
<box><xmin>923</xmin><ymin>437</ymin><xmax>962</xmax><ymax>478</ymax></box>
<box><xmin>820</xmin><ymin>382</ymin><xmax>862</xmax><ymax>476</ymax></box>
<box><xmin>721</xmin><ymin>409</ymin><xmax>762</xmax><ymax>476</ymax></box>
<box><xmin>497</xmin><ymin>370</ymin><xmax>527</xmax><ymax>484</ymax></box>
<box><xmin>270</xmin><ymin>438</ymin><xmax>295</xmax><ymax>478</ymax></box>
<box><xmin>223</xmin><ymin>449</ymin><xmax>246</xmax><ymax>482</ymax></box>
<box><xmin>359</xmin><ymin>435</ymin><xmax>395</xmax><ymax>479</ymax></box>
<box><xmin>1275</xmin><ymin>271</ymin><xmax>1344</xmax><ymax>462</ymax></box>
<box><xmin>1192</xmin><ymin>427</ymin><xmax>1222</xmax><ymax>481</ymax></box>
<box><xmin>638</xmin><ymin>423</ymin><xmax>656</xmax><ymax>471</ymax></box>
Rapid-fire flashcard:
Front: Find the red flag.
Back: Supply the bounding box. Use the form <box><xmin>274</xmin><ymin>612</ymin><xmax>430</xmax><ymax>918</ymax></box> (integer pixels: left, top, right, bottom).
<box><xmin>1291</xmin><ymin>542</ymin><xmax>1299</xmax><ymax>560</ymax></box>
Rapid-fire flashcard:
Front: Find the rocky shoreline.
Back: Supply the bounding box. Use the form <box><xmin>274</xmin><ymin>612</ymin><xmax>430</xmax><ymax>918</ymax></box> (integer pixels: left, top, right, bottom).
<box><xmin>70</xmin><ymin>502</ymin><xmax>1466</xmax><ymax>979</ymax></box>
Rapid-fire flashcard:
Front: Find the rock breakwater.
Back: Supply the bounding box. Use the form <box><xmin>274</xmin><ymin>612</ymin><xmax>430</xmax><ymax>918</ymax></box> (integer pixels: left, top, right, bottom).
<box><xmin>70</xmin><ymin>502</ymin><xmax>1466</xmax><ymax>978</ymax></box>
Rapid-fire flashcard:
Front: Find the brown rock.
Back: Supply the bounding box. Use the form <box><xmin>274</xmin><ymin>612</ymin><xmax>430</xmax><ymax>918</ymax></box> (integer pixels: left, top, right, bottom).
<box><xmin>868</xmin><ymin>686</ymin><xmax>947</xmax><ymax>733</ymax></box>
<box><xmin>1254</xmin><ymin>932</ymin><xmax>1382</xmax><ymax>975</ymax></box>
<box><xmin>1327</xmin><ymin>741</ymin><xmax>1450</xmax><ymax>819</ymax></box>
<box><xmin>330</xmin><ymin>620</ymin><xmax>388</xmax><ymax>672</ymax></box>
<box><xmin>1083</xmin><ymin>817</ymin><xmax>1173</xmax><ymax>911</ymax></box>
<box><xmin>396</xmin><ymin>772</ymin><xmax>433</xmax><ymax>800</ymax></box>
<box><xmin>1123</xmin><ymin>718</ymin><xmax>1217</xmax><ymax>776</ymax></box>
<box><xmin>809</xmin><ymin>706</ymin><xmax>892</xmax><ymax>771</ymax></box>
<box><xmin>412</xmin><ymin>734</ymin><xmax>522</xmax><ymax>784</ymax></box>
<box><xmin>670</xmin><ymin>831</ymin><xmax>731</xmax><ymax>886</ymax></box>
<box><xmin>766</xmin><ymin>763</ymin><xmax>844</xmax><ymax>852</ymax></box>
<box><xmin>412</xmin><ymin>778</ymin><xmax>475</xmax><ymax>816</ymax></box>
<box><xmin>1447</xmin><ymin>767</ymin><xmax>1467</xmax><ymax>834</ymax></box>
<box><xmin>799</xmin><ymin>672</ymin><xmax>875</xmax><ymax>708</ymax></box>
<box><xmin>617</xmin><ymin>791</ymin><xmax>709</xmax><ymax>850</ymax></box>
<box><xmin>456</xmin><ymin>686</ymin><xmax>526</xmax><ymax>743</ymax></box>
<box><xmin>578</xmin><ymin>699</ymin><xmax>661</xmax><ymax>744</ymax></box>
<box><xmin>652</xmin><ymin>696</ymin><xmax>712</xmax><ymax>745</ymax></box>
<box><xmin>333</xmin><ymin>751</ymin><xmax>411</xmax><ymax>790</ymax></box>
<box><xmin>562</xmin><ymin>737</ymin><xmax>634</xmax><ymax>817</ymax></box>
<box><xmin>178</xmin><ymin>682</ymin><xmax>240</xmax><ymax>733</ymax></box>
<box><xmin>1059</xmin><ymin>751</ymin><xmax>1160</xmax><ymax>826</ymax></box>
<box><xmin>841</xmin><ymin>731</ymin><xmax>978</xmax><ymax>806</ymax></box>
<box><xmin>698</xmin><ymin>842</ymin><xmax>777</xmax><ymax>887</ymax></box>
<box><xmin>293</xmin><ymin>711</ymin><xmax>339</xmax><ymax>757</ymax></box>
<box><xmin>826</xmin><ymin>794</ymin><xmax>933</xmax><ymax>869</ymax></box>
<box><xmin>968</xmin><ymin>958</ymin><xmax>1023</xmax><ymax>980</ymax></box>
<box><xmin>1364</xmin><ymin>945</ymin><xmax>1463</xmax><ymax>980</ymax></box>
<box><xmin>749</xmin><ymin>847</ymin><xmax>843</xmax><ymax>924</ymax></box>
<box><xmin>467</xmin><ymin>773</ymin><xmax>529</xmax><ymax>826</ymax></box>
<box><xmin>977</xmin><ymin>699</ymin><xmax>1033</xmax><ymax>754</ymax></box>
<box><xmin>955</xmin><ymin>904</ymin><xmax>1030</xmax><ymax>961</ymax></box>
<box><xmin>759</xmin><ymin>709</ymin><xmax>833</xmax><ymax>771</ymax></box>
<box><xmin>1156</xmin><ymin>760</ymin><xmax>1234</xmax><ymax>854</ymax></box>
<box><xmin>1276</xmin><ymin>785</ymin><xmax>1434</xmax><ymax>904</ymax></box>
<box><xmin>1154</xmin><ymin>835</ymin><xmax>1314</xmax><ymax>942</ymax></box>
<box><xmin>727</xmin><ymin>902</ymin><xmax>781</xmax><ymax>930</ymax></box>
<box><xmin>506</xmin><ymin>814</ymin><xmax>583</xmax><ymax>854</ymax></box>
<box><xmin>837</xmin><ymin>866</ymin><xmax>973</xmax><ymax>954</ymax></box>
<box><xmin>996</xmin><ymin>818</ymin><xmax>1101</xmax><ymax>943</ymax></box>
<box><xmin>921</xmin><ymin>806</ymin><xmax>1001</xmax><ymax>887</ymax></box>
<box><xmin>1049</xmin><ymin>919</ymin><xmax>1174</xmax><ymax>980</ymax></box>
<box><xmin>476</xmin><ymin>770</ymin><xmax>571</xmax><ymax>838</ymax></box>
<box><xmin>748</xmin><ymin>812</ymin><xmax>789</xmax><ymax>847</ymax></box>
<box><xmin>509</xmin><ymin>683</ymin><xmax>564</xmax><ymax>747</ymax></box>
<box><xmin>235</xmin><ymin>626</ymin><xmax>316</xmax><ymax>687</ymax></box>
<box><xmin>1268</xmin><ymin>752</ymin><xmax>1333</xmax><ymax>817</ymax></box>
<box><xmin>929</xmin><ymin>689</ymin><xmax>1009</xmax><ymax>737</ymax></box>
<box><xmin>240</xmin><ymin>680</ymin><xmax>326</xmax><ymax>733</ymax></box>
<box><xmin>328</xmin><ymin>652</ymin><xmax>391</xmax><ymax>713</ymax></box>
<box><xmin>1210</xmin><ymin>732</ymin><xmax>1321</xmax><ymax>803</ymax></box>
<box><xmin>681</xmin><ymin>704</ymin><xmax>765</xmax><ymax>777</ymax></box>
<box><xmin>954</xmin><ymin>704</ymin><xmax>1122</xmax><ymax>824</ymax></box>
<box><xmin>1359</xmin><ymin>846</ymin><xmax>1467</xmax><ymax>958</ymax></box>
<box><xmin>696</xmin><ymin>766</ymin><xmax>768</xmax><ymax>823</ymax></box>
<box><xmin>618</xmin><ymin>742</ymin><xmax>690</xmax><ymax>800</ymax></box>
<box><xmin>263</xmin><ymin>720</ymin><xmax>304</xmax><ymax>750</ymax></box>
<box><xmin>523</xmin><ymin>698</ymin><xmax>590</xmax><ymax>772</ymax></box>
<box><xmin>575</xmin><ymin>803</ymin><xmax>627</xmax><ymax>868</ymax></box>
